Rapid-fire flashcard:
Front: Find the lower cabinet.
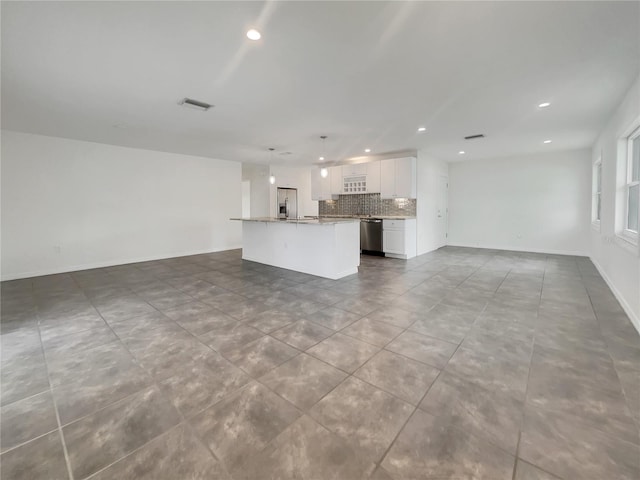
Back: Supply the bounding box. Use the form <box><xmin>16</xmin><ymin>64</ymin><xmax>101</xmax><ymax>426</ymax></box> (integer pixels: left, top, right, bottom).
<box><xmin>382</xmin><ymin>229</ymin><xmax>405</xmax><ymax>254</ymax></box>
<box><xmin>383</xmin><ymin>219</ymin><xmax>416</xmax><ymax>259</ymax></box>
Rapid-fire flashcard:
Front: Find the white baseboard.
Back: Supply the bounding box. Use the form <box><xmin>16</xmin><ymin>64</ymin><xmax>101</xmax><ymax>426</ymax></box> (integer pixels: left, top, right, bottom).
<box><xmin>590</xmin><ymin>258</ymin><xmax>640</xmax><ymax>335</ymax></box>
<box><xmin>0</xmin><ymin>245</ymin><xmax>243</xmax><ymax>281</ymax></box>
<box><xmin>445</xmin><ymin>242</ymin><xmax>588</xmax><ymax>257</ymax></box>
<box><xmin>241</xmin><ymin>254</ymin><xmax>358</xmax><ymax>280</ymax></box>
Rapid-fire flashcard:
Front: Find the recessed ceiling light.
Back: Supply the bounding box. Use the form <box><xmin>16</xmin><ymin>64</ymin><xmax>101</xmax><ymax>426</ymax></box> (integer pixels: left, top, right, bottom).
<box><xmin>543</xmin><ymin>140</ymin><xmax>552</xmax><ymax>144</ymax></box>
<box><xmin>246</xmin><ymin>29</ymin><xmax>261</xmax><ymax>40</ymax></box>
<box><xmin>458</xmin><ymin>151</ymin><xmax>465</xmax><ymax>155</ymax></box>
<box><xmin>319</xmin><ymin>156</ymin><xmax>325</xmax><ymax>161</ymax></box>
<box><xmin>538</xmin><ymin>102</ymin><xmax>551</xmax><ymax>108</ymax></box>
<box><xmin>417</xmin><ymin>127</ymin><xmax>427</xmax><ymax>132</ymax></box>
<box><xmin>364</xmin><ymin>148</ymin><xmax>371</xmax><ymax>153</ymax></box>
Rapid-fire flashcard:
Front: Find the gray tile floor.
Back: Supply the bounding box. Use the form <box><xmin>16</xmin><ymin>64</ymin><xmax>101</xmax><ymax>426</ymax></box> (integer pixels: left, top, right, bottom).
<box><xmin>1</xmin><ymin>246</ymin><xmax>639</xmax><ymax>479</ymax></box>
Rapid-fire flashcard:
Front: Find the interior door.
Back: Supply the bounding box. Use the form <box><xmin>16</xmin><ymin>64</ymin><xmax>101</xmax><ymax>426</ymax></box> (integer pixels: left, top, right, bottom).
<box><xmin>436</xmin><ymin>175</ymin><xmax>448</xmax><ymax>247</ymax></box>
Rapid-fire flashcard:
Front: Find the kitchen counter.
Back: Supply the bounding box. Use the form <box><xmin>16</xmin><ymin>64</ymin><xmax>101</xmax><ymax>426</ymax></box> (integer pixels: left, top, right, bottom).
<box><xmin>231</xmin><ymin>217</ymin><xmax>360</xmax><ymax>279</ymax></box>
<box><xmin>231</xmin><ymin>217</ymin><xmax>359</xmax><ymax>225</ymax></box>
<box><xmin>318</xmin><ymin>214</ymin><xmax>416</xmax><ymax>220</ymax></box>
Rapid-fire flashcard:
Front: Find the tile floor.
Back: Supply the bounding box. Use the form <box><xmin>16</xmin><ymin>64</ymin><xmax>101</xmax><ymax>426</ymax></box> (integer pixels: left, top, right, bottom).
<box><xmin>1</xmin><ymin>246</ymin><xmax>639</xmax><ymax>479</ymax></box>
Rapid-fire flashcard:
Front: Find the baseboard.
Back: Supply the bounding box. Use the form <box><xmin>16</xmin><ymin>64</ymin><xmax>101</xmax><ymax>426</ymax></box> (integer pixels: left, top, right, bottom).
<box><xmin>590</xmin><ymin>258</ymin><xmax>640</xmax><ymax>335</ymax></box>
<box><xmin>241</xmin><ymin>254</ymin><xmax>357</xmax><ymax>280</ymax></box>
<box><xmin>445</xmin><ymin>242</ymin><xmax>588</xmax><ymax>257</ymax></box>
<box><xmin>0</xmin><ymin>245</ymin><xmax>244</xmax><ymax>281</ymax></box>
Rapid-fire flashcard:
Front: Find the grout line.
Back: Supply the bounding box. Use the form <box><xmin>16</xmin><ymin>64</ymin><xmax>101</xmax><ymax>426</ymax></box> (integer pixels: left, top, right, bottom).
<box><xmin>80</xmin><ymin>423</ymin><xmax>183</xmax><ymax>479</ymax></box>
<box><xmin>5</xmin><ymin>249</ymin><xmax>634</xmax><ymax>480</ymax></box>
<box><xmin>35</xmin><ymin>323</ymin><xmax>75</xmax><ymax>480</ymax></box>
<box><xmin>0</xmin><ymin>426</ymin><xmax>59</xmax><ymax>456</ymax></box>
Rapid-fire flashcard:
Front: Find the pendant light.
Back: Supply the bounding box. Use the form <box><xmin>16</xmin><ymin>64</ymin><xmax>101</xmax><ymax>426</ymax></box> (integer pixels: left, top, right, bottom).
<box><xmin>268</xmin><ymin>148</ymin><xmax>276</xmax><ymax>184</ymax></box>
<box><xmin>319</xmin><ymin>136</ymin><xmax>328</xmax><ymax>178</ymax></box>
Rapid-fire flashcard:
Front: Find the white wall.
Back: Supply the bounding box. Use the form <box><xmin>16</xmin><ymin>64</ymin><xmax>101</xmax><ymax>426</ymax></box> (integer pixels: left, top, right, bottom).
<box><xmin>241</xmin><ymin>180</ymin><xmax>251</xmax><ymax>218</ymax></box>
<box><xmin>448</xmin><ymin>149</ymin><xmax>592</xmax><ymax>256</ymax></box>
<box><xmin>590</xmin><ymin>75</ymin><xmax>640</xmax><ymax>328</ymax></box>
<box><xmin>416</xmin><ymin>151</ymin><xmax>449</xmax><ymax>255</ymax></box>
<box><xmin>241</xmin><ymin>163</ymin><xmax>270</xmax><ymax>218</ymax></box>
<box><xmin>1</xmin><ymin>131</ymin><xmax>242</xmax><ymax>280</ymax></box>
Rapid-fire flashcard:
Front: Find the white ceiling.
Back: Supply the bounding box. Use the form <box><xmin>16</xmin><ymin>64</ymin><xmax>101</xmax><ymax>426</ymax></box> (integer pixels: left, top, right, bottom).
<box><xmin>2</xmin><ymin>1</ymin><xmax>639</xmax><ymax>165</ymax></box>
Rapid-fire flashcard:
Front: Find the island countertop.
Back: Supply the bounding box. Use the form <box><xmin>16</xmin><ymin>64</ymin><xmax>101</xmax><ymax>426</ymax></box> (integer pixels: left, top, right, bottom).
<box><xmin>230</xmin><ymin>217</ymin><xmax>359</xmax><ymax>225</ymax></box>
<box><xmin>234</xmin><ymin>217</ymin><xmax>360</xmax><ymax>279</ymax></box>
<box><xmin>317</xmin><ymin>214</ymin><xmax>417</xmax><ymax>220</ymax></box>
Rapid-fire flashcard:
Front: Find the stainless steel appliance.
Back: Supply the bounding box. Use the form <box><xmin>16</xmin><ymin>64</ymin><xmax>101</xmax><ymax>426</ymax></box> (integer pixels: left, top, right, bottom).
<box><xmin>277</xmin><ymin>187</ymin><xmax>298</xmax><ymax>219</ymax></box>
<box><xmin>360</xmin><ymin>218</ymin><xmax>384</xmax><ymax>255</ymax></box>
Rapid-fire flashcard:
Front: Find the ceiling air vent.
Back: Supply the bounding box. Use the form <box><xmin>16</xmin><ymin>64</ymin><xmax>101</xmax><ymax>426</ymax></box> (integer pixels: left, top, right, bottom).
<box><xmin>178</xmin><ymin>98</ymin><xmax>213</xmax><ymax>111</ymax></box>
<box><xmin>464</xmin><ymin>134</ymin><xmax>485</xmax><ymax>140</ymax></box>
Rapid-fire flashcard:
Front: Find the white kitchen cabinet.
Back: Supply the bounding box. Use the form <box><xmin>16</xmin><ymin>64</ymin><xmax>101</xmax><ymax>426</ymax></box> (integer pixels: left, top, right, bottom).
<box><xmin>383</xmin><ymin>218</ymin><xmax>416</xmax><ymax>259</ymax></box>
<box><xmin>342</xmin><ymin>163</ymin><xmax>367</xmax><ymax>177</ymax></box>
<box><xmin>383</xmin><ymin>229</ymin><xmax>404</xmax><ymax>254</ymax></box>
<box><xmin>395</xmin><ymin>157</ymin><xmax>416</xmax><ymax>198</ymax></box>
<box><xmin>380</xmin><ymin>159</ymin><xmax>395</xmax><ymax>198</ymax></box>
<box><xmin>310</xmin><ymin>168</ymin><xmax>332</xmax><ymax>201</ymax></box>
<box><xmin>341</xmin><ymin>163</ymin><xmax>368</xmax><ymax>195</ymax></box>
<box><xmin>329</xmin><ymin>166</ymin><xmax>342</xmax><ymax>195</ymax></box>
<box><xmin>380</xmin><ymin>157</ymin><xmax>416</xmax><ymax>199</ymax></box>
<box><xmin>366</xmin><ymin>161</ymin><xmax>381</xmax><ymax>194</ymax></box>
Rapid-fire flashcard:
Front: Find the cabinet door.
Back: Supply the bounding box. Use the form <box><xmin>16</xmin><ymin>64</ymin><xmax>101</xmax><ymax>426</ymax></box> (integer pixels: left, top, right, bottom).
<box><xmin>383</xmin><ymin>229</ymin><xmax>405</xmax><ymax>254</ymax></box>
<box><xmin>310</xmin><ymin>168</ymin><xmax>322</xmax><ymax>200</ymax></box>
<box><xmin>329</xmin><ymin>166</ymin><xmax>342</xmax><ymax>195</ymax></box>
<box><xmin>366</xmin><ymin>161</ymin><xmax>381</xmax><ymax>194</ymax></box>
<box><xmin>321</xmin><ymin>170</ymin><xmax>332</xmax><ymax>199</ymax></box>
<box><xmin>395</xmin><ymin>157</ymin><xmax>416</xmax><ymax>198</ymax></box>
<box><xmin>380</xmin><ymin>159</ymin><xmax>396</xmax><ymax>198</ymax></box>
<box><xmin>342</xmin><ymin>164</ymin><xmax>367</xmax><ymax>177</ymax></box>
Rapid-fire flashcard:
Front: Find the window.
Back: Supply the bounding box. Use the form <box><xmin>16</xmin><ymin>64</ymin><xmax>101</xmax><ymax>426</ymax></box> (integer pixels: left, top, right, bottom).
<box><xmin>592</xmin><ymin>158</ymin><xmax>602</xmax><ymax>224</ymax></box>
<box><xmin>624</xmin><ymin>126</ymin><xmax>640</xmax><ymax>235</ymax></box>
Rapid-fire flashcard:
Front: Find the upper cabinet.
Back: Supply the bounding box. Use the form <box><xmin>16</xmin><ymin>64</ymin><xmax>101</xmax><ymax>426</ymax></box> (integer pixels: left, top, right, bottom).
<box><xmin>340</xmin><ymin>162</ymin><xmax>380</xmax><ymax>195</ymax></box>
<box><xmin>341</xmin><ymin>164</ymin><xmax>367</xmax><ymax>177</ymax></box>
<box><xmin>380</xmin><ymin>157</ymin><xmax>416</xmax><ymax>199</ymax></box>
<box><xmin>341</xmin><ymin>163</ymin><xmax>368</xmax><ymax>194</ymax></box>
<box><xmin>380</xmin><ymin>160</ymin><xmax>395</xmax><ymax>198</ymax></box>
<box><xmin>310</xmin><ymin>168</ymin><xmax>333</xmax><ymax>201</ymax></box>
<box><xmin>329</xmin><ymin>166</ymin><xmax>342</xmax><ymax>195</ymax></box>
<box><xmin>310</xmin><ymin>156</ymin><xmax>415</xmax><ymax>200</ymax></box>
<box><xmin>367</xmin><ymin>161</ymin><xmax>381</xmax><ymax>194</ymax></box>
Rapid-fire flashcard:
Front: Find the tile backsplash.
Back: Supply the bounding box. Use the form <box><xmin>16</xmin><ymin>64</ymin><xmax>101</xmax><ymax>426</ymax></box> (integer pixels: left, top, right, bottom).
<box><xmin>319</xmin><ymin>193</ymin><xmax>416</xmax><ymax>216</ymax></box>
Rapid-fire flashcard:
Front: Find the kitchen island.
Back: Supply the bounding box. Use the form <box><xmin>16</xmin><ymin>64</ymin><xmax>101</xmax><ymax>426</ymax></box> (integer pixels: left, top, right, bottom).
<box><xmin>231</xmin><ymin>217</ymin><xmax>360</xmax><ymax>280</ymax></box>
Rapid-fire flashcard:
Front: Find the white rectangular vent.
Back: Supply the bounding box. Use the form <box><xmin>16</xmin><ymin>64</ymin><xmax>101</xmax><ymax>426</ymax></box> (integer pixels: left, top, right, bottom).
<box><xmin>178</xmin><ymin>98</ymin><xmax>213</xmax><ymax>111</ymax></box>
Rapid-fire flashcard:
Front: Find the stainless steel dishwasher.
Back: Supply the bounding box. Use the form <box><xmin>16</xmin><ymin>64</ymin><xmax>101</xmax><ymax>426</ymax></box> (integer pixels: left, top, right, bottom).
<box><xmin>360</xmin><ymin>218</ymin><xmax>384</xmax><ymax>255</ymax></box>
